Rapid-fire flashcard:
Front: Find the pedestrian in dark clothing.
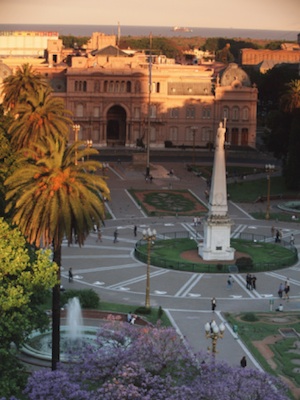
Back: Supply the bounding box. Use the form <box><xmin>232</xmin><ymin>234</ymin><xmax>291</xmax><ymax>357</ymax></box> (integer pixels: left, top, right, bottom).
<box><xmin>134</xmin><ymin>225</ymin><xmax>137</xmax><ymax>237</ymax></box>
<box><xmin>113</xmin><ymin>229</ymin><xmax>118</xmax><ymax>243</ymax></box>
<box><xmin>211</xmin><ymin>297</ymin><xmax>217</xmax><ymax>312</ymax></box>
<box><xmin>227</xmin><ymin>275</ymin><xmax>233</xmax><ymax>289</ymax></box>
<box><xmin>246</xmin><ymin>274</ymin><xmax>252</xmax><ymax>290</ymax></box>
<box><xmin>68</xmin><ymin>268</ymin><xmax>73</xmax><ymax>283</ymax></box>
<box><xmin>284</xmin><ymin>279</ymin><xmax>290</xmax><ymax>300</ymax></box>
<box><xmin>251</xmin><ymin>275</ymin><xmax>257</xmax><ymax>290</ymax></box>
<box><xmin>240</xmin><ymin>356</ymin><xmax>247</xmax><ymax>368</ymax></box>
<box><xmin>278</xmin><ymin>283</ymin><xmax>284</xmax><ymax>298</ymax></box>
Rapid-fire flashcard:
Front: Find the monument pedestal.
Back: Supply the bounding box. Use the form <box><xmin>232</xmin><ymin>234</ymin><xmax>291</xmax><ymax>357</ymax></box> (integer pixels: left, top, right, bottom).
<box><xmin>198</xmin><ymin>216</ymin><xmax>235</xmax><ymax>261</ymax></box>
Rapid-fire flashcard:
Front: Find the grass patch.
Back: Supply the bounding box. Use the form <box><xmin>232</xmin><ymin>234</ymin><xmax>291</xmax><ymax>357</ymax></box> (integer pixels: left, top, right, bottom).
<box><xmin>129</xmin><ymin>189</ymin><xmax>207</xmax><ymax>217</ymax></box>
<box><xmin>225</xmin><ymin>312</ymin><xmax>300</xmax><ymax>399</ymax></box>
<box><xmin>136</xmin><ymin>238</ymin><xmax>296</xmax><ymax>273</ymax></box>
<box><xmin>228</xmin><ymin>176</ymin><xmax>298</xmax><ymax>203</ymax></box>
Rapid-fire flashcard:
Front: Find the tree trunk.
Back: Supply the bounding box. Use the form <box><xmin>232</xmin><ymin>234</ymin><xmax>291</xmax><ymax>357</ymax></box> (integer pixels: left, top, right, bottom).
<box><xmin>52</xmin><ymin>243</ymin><xmax>62</xmax><ymax>371</ymax></box>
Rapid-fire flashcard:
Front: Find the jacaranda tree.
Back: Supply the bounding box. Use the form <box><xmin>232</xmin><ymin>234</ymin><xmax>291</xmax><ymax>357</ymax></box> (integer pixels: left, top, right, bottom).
<box><xmin>23</xmin><ymin>321</ymin><xmax>288</xmax><ymax>400</ymax></box>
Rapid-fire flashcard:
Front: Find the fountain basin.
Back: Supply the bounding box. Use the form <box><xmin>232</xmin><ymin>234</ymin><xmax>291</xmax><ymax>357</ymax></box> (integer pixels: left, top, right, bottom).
<box><xmin>278</xmin><ymin>201</ymin><xmax>300</xmax><ymax>214</ymax></box>
<box><xmin>22</xmin><ymin>326</ymin><xmax>99</xmax><ymax>362</ymax></box>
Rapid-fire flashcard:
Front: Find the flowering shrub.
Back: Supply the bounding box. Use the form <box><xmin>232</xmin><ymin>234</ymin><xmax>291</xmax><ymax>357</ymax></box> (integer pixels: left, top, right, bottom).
<box><xmin>23</xmin><ymin>322</ymin><xmax>288</xmax><ymax>400</ymax></box>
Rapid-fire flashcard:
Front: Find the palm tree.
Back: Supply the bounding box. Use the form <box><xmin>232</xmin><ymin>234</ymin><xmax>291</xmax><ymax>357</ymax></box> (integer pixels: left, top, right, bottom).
<box><xmin>5</xmin><ymin>137</ymin><xmax>110</xmax><ymax>370</ymax></box>
<box><xmin>280</xmin><ymin>79</ymin><xmax>300</xmax><ymax>114</ymax></box>
<box><xmin>8</xmin><ymin>86</ymin><xmax>72</xmax><ymax>151</ymax></box>
<box><xmin>1</xmin><ymin>63</ymin><xmax>49</xmax><ymax>112</ymax></box>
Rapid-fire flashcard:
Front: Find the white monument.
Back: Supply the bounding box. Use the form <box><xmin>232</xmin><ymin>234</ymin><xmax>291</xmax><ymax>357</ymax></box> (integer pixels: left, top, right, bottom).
<box><xmin>198</xmin><ymin>120</ymin><xmax>235</xmax><ymax>261</ymax></box>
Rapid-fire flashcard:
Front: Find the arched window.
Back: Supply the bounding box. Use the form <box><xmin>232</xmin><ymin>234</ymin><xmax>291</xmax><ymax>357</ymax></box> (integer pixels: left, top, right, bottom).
<box><xmin>76</xmin><ymin>104</ymin><xmax>84</xmax><ymax>117</ymax></box>
<box><xmin>170</xmin><ymin>127</ymin><xmax>178</xmax><ymax>142</ymax></box>
<box><xmin>223</xmin><ymin>107</ymin><xmax>229</xmax><ymax>120</ymax></box>
<box><xmin>232</xmin><ymin>107</ymin><xmax>239</xmax><ymax>121</ymax></box>
<box><xmin>201</xmin><ymin>127</ymin><xmax>210</xmax><ymax>142</ymax></box>
<box><xmin>242</xmin><ymin>107</ymin><xmax>249</xmax><ymax>120</ymax></box>
<box><xmin>126</xmin><ymin>81</ymin><xmax>132</xmax><ymax>93</ymax></box>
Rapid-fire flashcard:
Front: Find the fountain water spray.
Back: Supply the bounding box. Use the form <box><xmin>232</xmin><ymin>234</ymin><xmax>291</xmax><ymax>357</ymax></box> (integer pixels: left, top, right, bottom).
<box><xmin>67</xmin><ymin>297</ymin><xmax>83</xmax><ymax>340</ymax></box>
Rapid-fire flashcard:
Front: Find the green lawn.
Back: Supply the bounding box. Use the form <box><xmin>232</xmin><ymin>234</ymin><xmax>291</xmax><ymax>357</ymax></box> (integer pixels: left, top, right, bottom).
<box><xmin>228</xmin><ymin>176</ymin><xmax>298</xmax><ymax>203</ymax></box>
<box><xmin>135</xmin><ymin>238</ymin><xmax>297</xmax><ymax>273</ymax></box>
<box><xmin>225</xmin><ymin>312</ymin><xmax>300</xmax><ymax>399</ymax></box>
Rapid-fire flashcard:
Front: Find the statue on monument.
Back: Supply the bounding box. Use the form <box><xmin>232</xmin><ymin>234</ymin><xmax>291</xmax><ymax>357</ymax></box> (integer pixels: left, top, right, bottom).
<box><xmin>216</xmin><ymin>121</ymin><xmax>226</xmax><ymax>150</ymax></box>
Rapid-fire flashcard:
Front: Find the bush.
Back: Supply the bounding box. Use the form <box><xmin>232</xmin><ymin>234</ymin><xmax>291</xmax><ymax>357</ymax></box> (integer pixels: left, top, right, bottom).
<box><xmin>235</xmin><ymin>257</ymin><xmax>253</xmax><ymax>271</ymax></box>
<box><xmin>241</xmin><ymin>312</ymin><xmax>259</xmax><ymax>322</ymax></box>
<box><xmin>216</xmin><ymin>263</ymin><xmax>223</xmax><ymax>271</ymax></box>
<box><xmin>134</xmin><ymin>306</ymin><xmax>152</xmax><ymax>315</ymax></box>
<box><xmin>61</xmin><ymin>289</ymin><xmax>100</xmax><ymax>309</ymax></box>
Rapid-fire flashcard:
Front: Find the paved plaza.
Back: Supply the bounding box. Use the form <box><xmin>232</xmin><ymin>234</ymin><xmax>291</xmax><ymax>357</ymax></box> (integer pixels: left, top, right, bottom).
<box><xmin>60</xmin><ymin>160</ymin><xmax>300</xmax><ymax>371</ymax></box>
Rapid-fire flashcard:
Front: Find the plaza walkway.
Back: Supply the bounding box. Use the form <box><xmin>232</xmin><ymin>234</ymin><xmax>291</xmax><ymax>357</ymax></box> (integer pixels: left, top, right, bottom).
<box><xmin>60</xmin><ymin>160</ymin><xmax>300</xmax><ymax>370</ymax></box>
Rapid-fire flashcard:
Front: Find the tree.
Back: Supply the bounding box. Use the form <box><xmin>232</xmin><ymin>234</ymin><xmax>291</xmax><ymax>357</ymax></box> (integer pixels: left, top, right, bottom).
<box><xmin>5</xmin><ymin>137</ymin><xmax>110</xmax><ymax>371</ymax></box>
<box><xmin>280</xmin><ymin>79</ymin><xmax>300</xmax><ymax>114</ymax></box>
<box><xmin>7</xmin><ymin>86</ymin><xmax>72</xmax><ymax>151</ymax></box>
<box><xmin>24</xmin><ymin>322</ymin><xmax>288</xmax><ymax>400</ymax></box>
<box><xmin>0</xmin><ymin>217</ymin><xmax>57</xmax><ymax>398</ymax></box>
<box><xmin>0</xmin><ymin>106</ymin><xmax>16</xmax><ymax>216</ymax></box>
<box><xmin>1</xmin><ymin>63</ymin><xmax>49</xmax><ymax>112</ymax></box>
<box><xmin>216</xmin><ymin>43</ymin><xmax>234</xmax><ymax>64</ymax></box>
<box><xmin>279</xmin><ymin>79</ymin><xmax>300</xmax><ymax>189</ymax></box>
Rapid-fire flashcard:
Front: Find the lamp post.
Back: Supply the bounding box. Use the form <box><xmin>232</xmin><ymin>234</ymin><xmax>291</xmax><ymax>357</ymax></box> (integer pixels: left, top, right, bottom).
<box><xmin>190</xmin><ymin>126</ymin><xmax>198</xmax><ymax>165</ymax></box>
<box><xmin>146</xmin><ymin>34</ymin><xmax>153</xmax><ymax>178</ymax></box>
<box><xmin>143</xmin><ymin>228</ymin><xmax>156</xmax><ymax>308</ymax></box>
<box><xmin>205</xmin><ymin>320</ymin><xmax>225</xmax><ymax>354</ymax></box>
<box><xmin>72</xmin><ymin>124</ymin><xmax>80</xmax><ymax>165</ymax></box>
<box><xmin>265</xmin><ymin>164</ymin><xmax>275</xmax><ymax>220</ymax></box>
<box><xmin>86</xmin><ymin>139</ymin><xmax>93</xmax><ymax>160</ymax></box>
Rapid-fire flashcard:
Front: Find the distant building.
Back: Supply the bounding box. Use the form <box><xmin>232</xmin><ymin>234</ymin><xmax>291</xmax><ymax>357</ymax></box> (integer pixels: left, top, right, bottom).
<box><xmin>0</xmin><ymin>32</ymin><xmax>258</xmax><ymax>149</ymax></box>
<box><xmin>240</xmin><ymin>34</ymin><xmax>300</xmax><ymax>73</ymax></box>
<box><xmin>0</xmin><ymin>30</ymin><xmax>59</xmax><ymax>58</ymax></box>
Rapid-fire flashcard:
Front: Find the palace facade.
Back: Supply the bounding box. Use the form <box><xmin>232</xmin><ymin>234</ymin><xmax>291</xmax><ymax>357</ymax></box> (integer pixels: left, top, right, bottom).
<box><xmin>0</xmin><ymin>32</ymin><xmax>258</xmax><ymax>149</ymax></box>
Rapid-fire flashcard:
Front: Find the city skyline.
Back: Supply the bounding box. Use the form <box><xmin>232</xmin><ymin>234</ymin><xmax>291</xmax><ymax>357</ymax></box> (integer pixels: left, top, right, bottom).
<box><xmin>1</xmin><ymin>0</ymin><xmax>299</xmax><ymax>33</ymax></box>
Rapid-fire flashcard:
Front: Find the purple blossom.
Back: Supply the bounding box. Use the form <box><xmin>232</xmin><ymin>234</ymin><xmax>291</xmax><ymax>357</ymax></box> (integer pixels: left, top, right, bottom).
<box><xmin>23</xmin><ymin>323</ymin><xmax>289</xmax><ymax>400</ymax></box>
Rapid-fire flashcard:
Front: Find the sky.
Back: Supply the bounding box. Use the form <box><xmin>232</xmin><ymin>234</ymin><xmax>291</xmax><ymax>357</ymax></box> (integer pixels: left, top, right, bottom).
<box><xmin>0</xmin><ymin>0</ymin><xmax>299</xmax><ymax>32</ymax></box>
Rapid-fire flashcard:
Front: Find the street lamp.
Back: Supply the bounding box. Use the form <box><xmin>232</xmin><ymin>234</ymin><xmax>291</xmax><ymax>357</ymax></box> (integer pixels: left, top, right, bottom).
<box><xmin>143</xmin><ymin>228</ymin><xmax>156</xmax><ymax>308</ymax></box>
<box><xmin>205</xmin><ymin>320</ymin><xmax>225</xmax><ymax>354</ymax></box>
<box><xmin>190</xmin><ymin>126</ymin><xmax>198</xmax><ymax>165</ymax></box>
<box><xmin>72</xmin><ymin>124</ymin><xmax>80</xmax><ymax>165</ymax></box>
<box><xmin>86</xmin><ymin>139</ymin><xmax>93</xmax><ymax>160</ymax></box>
<box><xmin>265</xmin><ymin>164</ymin><xmax>275</xmax><ymax>220</ymax></box>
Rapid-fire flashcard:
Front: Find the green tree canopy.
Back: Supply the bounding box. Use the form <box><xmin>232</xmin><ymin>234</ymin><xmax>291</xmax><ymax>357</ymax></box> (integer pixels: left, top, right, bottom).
<box><xmin>8</xmin><ymin>86</ymin><xmax>72</xmax><ymax>151</ymax></box>
<box><xmin>1</xmin><ymin>63</ymin><xmax>49</xmax><ymax>112</ymax></box>
<box><xmin>0</xmin><ymin>217</ymin><xmax>57</xmax><ymax>398</ymax></box>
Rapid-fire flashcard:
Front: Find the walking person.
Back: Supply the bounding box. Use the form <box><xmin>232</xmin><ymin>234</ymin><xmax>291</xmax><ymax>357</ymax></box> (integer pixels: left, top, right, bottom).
<box><xmin>240</xmin><ymin>356</ymin><xmax>247</xmax><ymax>368</ymax></box>
<box><xmin>68</xmin><ymin>267</ymin><xmax>73</xmax><ymax>283</ymax></box>
<box><xmin>251</xmin><ymin>275</ymin><xmax>257</xmax><ymax>290</ymax></box>
<box><xmin>134</xmin><ymin>225</ymin><xmax>137</xmax><ymax>237</ymax></box>
<box><xmin>211</xmin><ymin>297</ymin><xmax>217</xmax><ymax>312</ymax></box>
<box><xmin>278</xmin><ymin>282</ymin><xmax>284</xmax><ymax>299</ymax></box>
<box><xmin>290</xmin><ymin>233</ymin><xmax>295</xmax><ymax>245</ymax></box>
<box><xmin>284</xmin><ymin>279</ymin><xmax>290</xmax><ymax>301</ymax></box>
<box><xmin>227</xmin><ymin>275</ymin><xmax>233</xmax><ymax>289</ymax></box>
<box><xmin>96</xmin><ymin>229</ymin><xmax>102</xmax><ymax>243</ymax></box>
<box><xmin>113</xmin><ymin>229</ymin><xmax>118</xmax><ymax>243</ymax></box>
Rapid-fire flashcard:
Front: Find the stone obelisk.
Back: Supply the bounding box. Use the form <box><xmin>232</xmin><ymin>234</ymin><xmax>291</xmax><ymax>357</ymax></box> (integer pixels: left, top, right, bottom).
<box><xmin>198</xmin><ymin>120</ymin><xmax>235</xmax><ymax>261</ymax></box>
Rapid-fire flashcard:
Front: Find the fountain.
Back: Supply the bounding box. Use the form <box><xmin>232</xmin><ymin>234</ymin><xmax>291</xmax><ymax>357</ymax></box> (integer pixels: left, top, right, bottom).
<box><xmin>21</xmin><ymin>297</ymin><xmax>99</xmax><ymax>362</ymax></box>
<box><xmin>67</xmin><ymin>297</ymin><xmax>83</xmax><ymax>340</ymax></box>
<box><xmin>21</xmin><ymin>298</ymin><xmax>139</xmax><ymax>365</ymax></box>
